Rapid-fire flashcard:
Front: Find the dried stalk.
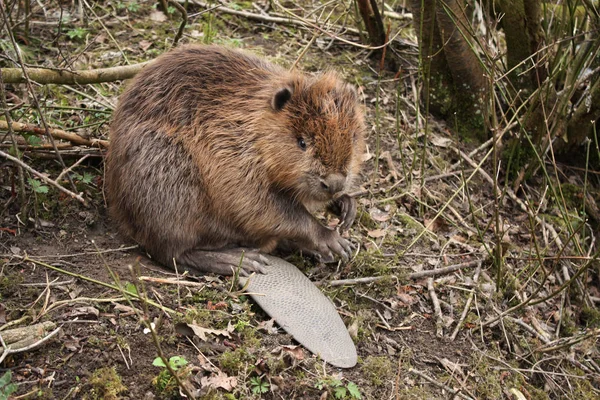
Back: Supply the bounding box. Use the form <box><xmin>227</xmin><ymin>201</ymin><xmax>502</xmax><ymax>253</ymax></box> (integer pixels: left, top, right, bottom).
<box><xmin>0</xmin><ymin>149</ymin><xmax>86</xmax><ymax>203</ymax></box>
<box><xmin>0</xmin><ymin>62</ymin><xmax>149</xmax><ymax>85</ymax></box>
<box><xmin>0</xmin><ymin>120</ymin><xmax>109</xmax><ymax>148</ymax></box>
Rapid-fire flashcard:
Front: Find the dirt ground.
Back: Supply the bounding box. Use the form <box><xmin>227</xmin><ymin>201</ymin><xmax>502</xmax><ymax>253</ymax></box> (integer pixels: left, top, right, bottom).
<box><xmin>1</xmin><ymin>1</ymin><xmax>599</xmax><ymax>399</ymax></box>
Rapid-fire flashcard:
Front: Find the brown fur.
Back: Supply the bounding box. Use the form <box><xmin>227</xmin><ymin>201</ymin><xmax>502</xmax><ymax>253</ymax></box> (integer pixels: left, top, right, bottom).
<box><xmin>105</xmin><ymin>45</ymin><xmax>365</xmax><ymax>274</ymax></box>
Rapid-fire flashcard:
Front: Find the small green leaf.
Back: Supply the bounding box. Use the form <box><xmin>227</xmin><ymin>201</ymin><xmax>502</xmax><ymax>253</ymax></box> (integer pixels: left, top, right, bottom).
<box><xmin>168</xmin><ymin>356</ymin><xmax>188</xmax><ymax>370</ymax></box>
<box><xmin>347</xmin><ymin>382</ymin><xmax>362</xmax><ymax>399</ymax></box>
<box><xmin>26</xmin><ymin>134</ymin><xmax>42</xmax><ymax>146</ymax></box>
<box><xmin>330</xmin><ymin>378</ymin><xmax>343</xmax><ymax>387</ymax></box>
<box><xmin>152</xmin><ymin>357</ymin><xmax>167</xmax><ymax>368</ymax></box>
<box><xmin>124</xmin><ymin>282</ymin><xmax>137</xmax><ymax>295</ymax></box>
<box><xmin>0</xmin><ymin>371</ymin><xmax>12</xmax><ymax>387</ymax></box>
<box><xmin>81</xmin><ymin>172</ymin><xmax>94</xmax><ymax>184</ymax></box>
<box><xmin>27</xmin><ymin>178</ymin><xmax>49</xmax><ymax>194</ymax></box>
<box><xmin>334</xmin><ymin>386</ymin><xmax>347</xmax><ymax>399</ymax></box>
<box><xmin>66</xmin><ymin>27</ymin><xmax>87</xmax><ymax>40</ymax></box>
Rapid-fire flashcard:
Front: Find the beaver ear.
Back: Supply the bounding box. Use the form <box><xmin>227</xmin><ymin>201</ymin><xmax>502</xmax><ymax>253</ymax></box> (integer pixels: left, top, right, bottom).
<box><xmin>272</xmin><ymin>87</ymin><xmax>293</xmax><ymax>111</ymax></box>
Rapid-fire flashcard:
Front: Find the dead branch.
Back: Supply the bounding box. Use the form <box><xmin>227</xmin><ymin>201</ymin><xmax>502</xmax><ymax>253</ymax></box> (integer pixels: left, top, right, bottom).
<box><xmin>450</xmin><ymin>262</ymin><xmax>482</xmax><ymax>340</ymax></box>
<box><xmin>168</xmin><ymin>0</ymin><xmax>187</xmax><ymax>46</ymax></box>
<box><xmin>324</xmin><ymin>259</ymin><xmax>484</xmax><ymax>287</ymax></box>
<box><xmin>357</xmin><ymin>0</ymin><xmax>386</xmax><ymax>46</ymax></box>
<box><xmin>456</xmin><ymin>148</ymin><xmax>564</xmax><ymax>249</ymax></box>
<box><xmin>138</xmin><ymin>276</ymin><xmax>206</xmax><ymax>288</ymax></box>
<box><xmin>0</xmin><ymin>61</ymin><xmax>150</xmax><ymax>85</ymax></box>
<box><xmin>408</xmin><ymin>368</ymin><xmax>474</xmax><ymax>400</ymax></box>
<box><xmin>427</xmin><ymin>278</ymin><xmax>444</xmax><ymax>337</ymax></box>
<box><xmin>0</xmin><ymin>321</ymin><xmax>59</xmax><ymax>362</ymax></box>
<box><xmin>0</xmin><ymin>120</ymin><xmax>109</xmax><ymax>148</ymax></box>
<box><xmin>183</xmin><ymin>0</ymin><xmax>415</xmax><ymax>50</ymax></box>
<box><xmin>0</xmin><ymin>149</ymin><xmax>86</xmax><ymax>203</ymax></box>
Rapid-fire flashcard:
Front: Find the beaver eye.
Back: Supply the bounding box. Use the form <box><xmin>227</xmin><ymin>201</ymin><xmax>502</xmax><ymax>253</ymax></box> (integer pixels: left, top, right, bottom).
<box><xmin>297</xmin><ymin>137</ymin><xmax>306</xmax><ymax>150</ymax></box>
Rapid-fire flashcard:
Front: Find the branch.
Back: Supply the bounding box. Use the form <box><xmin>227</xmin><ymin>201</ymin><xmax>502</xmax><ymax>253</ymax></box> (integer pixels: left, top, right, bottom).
<box><xmin>0</xmin><ymin>62</ymin><xmax>150</xmax><ymax>85</ymax></box>
<box><xmin>0</xmin><ymin>120</ymin><xmax>109</xmax><ymax>148</ymax></box>
<box><xmin>0</xmin><ymin>149</ymin><xmax>86</xmax><ymax>204</ymax></box>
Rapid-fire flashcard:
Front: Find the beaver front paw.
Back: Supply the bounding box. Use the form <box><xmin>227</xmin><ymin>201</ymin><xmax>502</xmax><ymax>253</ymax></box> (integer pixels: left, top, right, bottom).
<box><xmin>328</xmin><ymin>194</ymin><xmax>357</xmax><ymax>232</ymax></box>
<box><xmin>315</xmin><ymin>227</ymin><xmax>353</xmax><ymax>263</ymax></box>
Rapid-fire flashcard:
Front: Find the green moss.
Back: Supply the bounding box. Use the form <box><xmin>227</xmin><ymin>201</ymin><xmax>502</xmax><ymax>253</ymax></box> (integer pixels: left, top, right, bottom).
<box><xmin>360</xmin><ymin>356</ymin><xmax>394</xmax><ymax>386</ymax></box>
<box><xmin>87</xmin><ymin>367</ymin><xmax>127</xmax><ymax>400</ymax></box>
<box><xmin>218</xmin><ymin>347</ymin><xmax>255</xmax><ymax>375</ymax></box>
<box><xmin>356</xmin><ymin>208</ymin><xmax>377</xmax><ymax>230</ymax></box>
<box><xmin>0</xmin><ymin>272</ymin><xmax>23</xmax><ymax>297</ymax></box>
<box><xmin>354</xmin><ymin>309</ymin><xmax>379</xmax><ymax>341</ymax></box>
<box><xmin>580</xmin><ymin>306</ymin><xmax>600</xmax><ymax>328</ymax></box>
<box><xmin>152</xmin><ymin>368</ymin><xmax>179</xmax><ymax>399</ymax></box>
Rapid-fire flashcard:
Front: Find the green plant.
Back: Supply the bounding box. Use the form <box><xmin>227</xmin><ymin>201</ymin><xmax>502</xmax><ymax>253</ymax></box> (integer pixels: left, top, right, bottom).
<box><xmin>0</xmin><ymin>371</ymin><xmax>17</xmax><ymax>400</ymax></box>
<box><xmin>66</xmin><ymin>27</ymin><xmax>88</xmax><ymax>40</ymax></box>
<box><xmin>316</xmin><ymin>378</ymin><xmax>362</xmax><ymax>399</ymax></box>
<box><xmin>73</xmin><ymin>171</ymin><xmax>95</xmax><ymax>184</ymax></box>
<box><xmin>250</xmin><ymin>376</ymin><xmax>269</xmax><ymax>395</ymax></box>
<box><xmin>27</xmin><ymin>177</ymin><xmax>48</xmax><ymax>194</ymax></box>
<box><xmin>152</xmin><ymin>355</ymin><xmax>188</xmax><ymax>370</ymax></box>
<box><xmin>152</xmin><ymin>356</ymin><xmax>189</xmax><ymax>397</ymax></box>
<box><xmin>127</xmin><ymin>2</ymin><xmax>140</xmax><ymax>12</ymax></box>
<box><xmin>88</xmin><ymin>367</ymin><xmax>127</xmax><ymax>400</ymax></box>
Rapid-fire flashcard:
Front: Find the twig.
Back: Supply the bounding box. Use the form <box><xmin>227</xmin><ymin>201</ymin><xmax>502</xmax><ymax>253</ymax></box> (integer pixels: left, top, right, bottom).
<box><xmin>0</xmin><ymin>1</ymin><xmax>87</xmax><ymax>193</ymax></box>
<box><xmin>183</xmin><ymin>0</ymin><xmax>415</xmax><ymax>50</ymax></box>
<box><xmin>427</xmin><ymin>278</ymin><xmax>444</xmax><ymax>337</ymax></box>
<box><xmin>407</xmin><ymin>259</ymin><xmax>483</xmax><ymax>279</ymax></box>
<box><xmin>81</xmin><ymin>0</ymin><xmax>130</xmax><ymax>64</ymax></box>
<box><xmin>0</xmin><ymin>149</ymin><xmax>86</xmax><ymax>203</ymax></box>
<box><xmin>20</xmin><ymin>279</ymin><xmax>75</xmax><ymax>287</ymax></box>
<box><xmin>0</xmin><ymin>68</ymin><xmax>27</xmax><ymax>211</ymax></box>
<box><xmin>408</xmin><ymin>368</ymin><xmax>473</xmax><ymax>399</ymax></box>
<box><xmin>324</xmin><ymin>259</ymin><xmax>484</xmax><ymax>287</ymax></box>
<box><xmin>506</xmin><ymin>316</ymin><xmax>551</xmax><ymax>344</ymax></box>
<box><xmin>168</xmin><ymin>0</ymin><xmax>187</xmax><ymax>46</ymax></box>
<box><xmin>138</xmin><ymin>276</ymin><xmax>206</xmax><ymax>288</ymax></box>
<box><xmin>0</xmin><ymin>61</ymin><xmax>150</xmax><ymax>85</ymax></box>
<box><xmin>6</xmin><ymin>254</ymin><xmax>178</xmax><ymax>315</ymax></box>
<box><xmin>56</xmin><ymin>155</ymin><xmax>90</xmax><ymax>182</ymax></box>
<box><xmin>450</xmin><ymin>261</ymin><xmax>482</xmax><ymax>340</ymax></box>
<box><xmin>0</xmin><ymin>324</ymin><xmax>61</xmax><ymax>363</ymax></box>
<box><xmin>456</xmin><ymin>148</ymin><xmax>564</xmax><ymax>249</ymax></box>
<box><xmin>0</xmin><ymin>120</ymin><xmax>109</xmax><ymax>148</ymax></box>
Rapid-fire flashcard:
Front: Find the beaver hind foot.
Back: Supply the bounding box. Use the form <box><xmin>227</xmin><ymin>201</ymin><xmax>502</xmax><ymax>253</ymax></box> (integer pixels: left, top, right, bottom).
<box><xmin>176</xmin><ymin>248</ymin><xmax>269</xmax><ymax>276</ymax></box>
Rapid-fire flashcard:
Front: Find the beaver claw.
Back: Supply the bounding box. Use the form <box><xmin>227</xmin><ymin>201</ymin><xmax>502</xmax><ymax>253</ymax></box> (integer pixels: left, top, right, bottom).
<box><xmin>315</xmin><ymin>227</ymin><xmax>354</xmax><ymax>263</ymax></box>
<box><xmin>329</xmin><ymin>194</ymin><xmax>357</xmax><ymax>232</ymax></box>
<box><xmin>176</xmin><ymin>247</ymin><xmax>269</xmax><ymax>276</ymax></box>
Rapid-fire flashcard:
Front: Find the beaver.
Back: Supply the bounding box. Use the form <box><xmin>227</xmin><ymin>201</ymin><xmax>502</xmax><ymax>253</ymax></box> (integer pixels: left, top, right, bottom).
<box><xmin>105</xmin><ymin>45</ymin><xmax>365</xmax><ymax>275</ymax></box>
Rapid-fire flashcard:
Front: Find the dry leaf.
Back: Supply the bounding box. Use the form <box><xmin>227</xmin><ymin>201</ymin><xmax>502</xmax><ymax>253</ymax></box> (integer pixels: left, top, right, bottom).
<box><xmin>430</xmin><ymin>135</ymin><xmax>453</xmax><ymax>148</ymax></box>
<box><xmin>94</xmin><ymin>33</ymin><xmax>108</xmax><ymax>44</ymax></box>
<box><xmin>200</xmin><ymin>371</ymin><xmax>237</xmax><ymax>391</ymax></box>
<box><xmin>139</xmin><ymin>40</ymin><xmax>152</xmax><ymax>52</ymax></box>
<box><xmin>397</xmin><ymin>293</ymin><xmax>416</xmax><ymax>305</ymax></box>
<box><xmin>175</xmin><ymin>322</ymin><xmax>232</xmax><ymax>341</ymax></box>
<box><xmin>150</xmin><ymin>11</ymin><xmax>167</xmax><ymax>22</ymax></box>
<box><xmin>370</xmin><ymin>207</ymin><xmax>391</xmax><ymax>222</ymax></box>
<box><xmin>367</xmin><ymin>229</ymin><xmax>386</xmax><ymax>238</ymax></box>
<box><xmin>281</xmin><ymin>344</ymin><xmax>305</xmax><ymax>361</ymax></box>
<box><xmin>65</xmin><ymin>306</ymin><xmax>99</xmax><ymax>318</ymax></box>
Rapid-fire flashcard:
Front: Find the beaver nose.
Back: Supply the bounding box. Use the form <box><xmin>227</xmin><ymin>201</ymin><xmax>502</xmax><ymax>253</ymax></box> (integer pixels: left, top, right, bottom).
<box><xmin>320</xmin><ymin>173</ymin><xmax>346</xmax><ymax>195</ymax></box>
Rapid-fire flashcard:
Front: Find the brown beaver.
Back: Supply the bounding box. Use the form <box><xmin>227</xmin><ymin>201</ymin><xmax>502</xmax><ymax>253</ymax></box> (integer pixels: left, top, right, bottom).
<box><xmin>105</xmin><ymin>45</ymin><xmax>365</xmax><ymax>275</ymax></box>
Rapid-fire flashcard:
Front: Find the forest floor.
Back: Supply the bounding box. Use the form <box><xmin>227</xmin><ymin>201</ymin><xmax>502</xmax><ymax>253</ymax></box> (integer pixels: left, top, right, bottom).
<box><xmin>1</xmin><ymin>1</ymin><xmax>599</xmax><ymax>399</ymax></box>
